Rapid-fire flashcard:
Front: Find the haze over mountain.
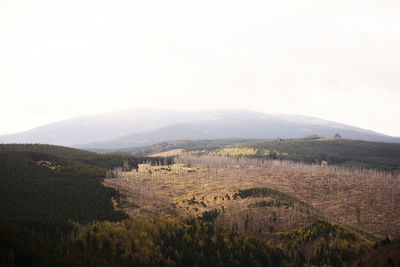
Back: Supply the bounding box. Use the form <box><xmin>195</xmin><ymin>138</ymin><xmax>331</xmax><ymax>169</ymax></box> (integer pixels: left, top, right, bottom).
<box><xmin>0</xmin><ymin>108</ymin><xmax>399</xmax><ymax>149</ymax></box>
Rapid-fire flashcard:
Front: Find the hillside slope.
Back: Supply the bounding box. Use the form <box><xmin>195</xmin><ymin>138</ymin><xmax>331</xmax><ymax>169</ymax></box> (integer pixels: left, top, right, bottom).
<box><xmin>241</xmin><ymin>139</ymin><xmax>400</xmax><ymax>171</ymax></box>
<box><xmin>0</xmin><ymin>144</ymin><xmax>167</xmax><ymax>223</ymax></box>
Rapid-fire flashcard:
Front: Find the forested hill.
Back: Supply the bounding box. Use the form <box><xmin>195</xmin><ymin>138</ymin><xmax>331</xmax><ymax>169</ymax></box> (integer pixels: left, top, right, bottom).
<box><xmin>115</xmin><ymin>138</ymin><xmax>400</xmax><ymax>172</ymax></box>
<box><xmin>0</xmin><ymin>144</ymin><xmax>170</xmax><ymax>223</ymax></box>
<box><xmin>126</xmin><ymin>139</ymin><xmax>261</xmax><ymax>156</ymax></box>
<box><xmin>241</xmin><ymin>138</ymin><xmax>400</xmax><ymax>171</ymax></box>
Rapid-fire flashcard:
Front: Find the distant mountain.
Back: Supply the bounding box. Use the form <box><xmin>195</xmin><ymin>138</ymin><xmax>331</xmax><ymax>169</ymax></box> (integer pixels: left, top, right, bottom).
<box><xmin>1</xmin><ymin>109</ymin><xmax>399</xmax><ymax>149</ymax></box>
<box><xmin>0</xmin><ymin>108</ymin><xmax>212</xmax><ymax>146</ymax></box>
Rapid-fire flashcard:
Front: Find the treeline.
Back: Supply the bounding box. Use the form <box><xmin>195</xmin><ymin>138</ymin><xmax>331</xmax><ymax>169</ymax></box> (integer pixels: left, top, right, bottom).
<box><xmin>0</xmin><ymin>144</ymin><xmax>171</xmax><ymax>170</ymax></box>
<box><xmin>243</xmin><ymin>139</ymin><xmax>400</xmax><ymax>171</ymax></box>
<box><xmin>129</xmin><ymin>139</ymin><xmax>260</xmax><ymax>156</ymax></box>
<box><xmin>122</xmin><ymin>138</ymin><xmax>400</xmax><ymax>171</ymax></box>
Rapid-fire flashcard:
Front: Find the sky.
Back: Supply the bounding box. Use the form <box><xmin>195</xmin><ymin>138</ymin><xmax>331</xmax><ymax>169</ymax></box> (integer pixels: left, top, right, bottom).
<box><xmin>1</xmin><ymin>0</ymin><xmax>400</xmax><ymax>136</ymax></box>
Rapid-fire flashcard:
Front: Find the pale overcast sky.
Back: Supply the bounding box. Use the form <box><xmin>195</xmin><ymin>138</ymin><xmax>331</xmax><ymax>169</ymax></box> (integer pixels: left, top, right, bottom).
<box><xmin>1</xmin><ymin>0</ymin><xmax>399</xmax><ymax>136</ymax></box>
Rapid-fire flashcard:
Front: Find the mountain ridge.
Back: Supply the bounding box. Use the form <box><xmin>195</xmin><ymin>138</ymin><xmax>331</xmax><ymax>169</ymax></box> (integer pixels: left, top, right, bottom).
<box><xmin>1</xmin><ymin>109</ymin><xmax>399</xmax><ymax>148</ymax></box>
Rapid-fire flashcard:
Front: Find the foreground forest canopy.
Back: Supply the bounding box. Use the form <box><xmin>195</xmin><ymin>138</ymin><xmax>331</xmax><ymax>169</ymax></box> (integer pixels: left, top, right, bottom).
<box><xmin>1</xmin><ymin>143</ymin><xmax>399</xmax><ymax>266</ymax></box>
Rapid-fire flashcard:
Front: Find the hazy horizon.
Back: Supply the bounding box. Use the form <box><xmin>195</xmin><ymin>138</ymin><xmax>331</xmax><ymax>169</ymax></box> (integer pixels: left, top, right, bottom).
<box><xmin>1</xmin><ymin>0</ymin><xmax>399</xmax><ymax>136</ymax></box>
<box><xmin>0</xmin><ymin>107</ymin><xmax>398</xmax><ymax>139</ymax></box>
